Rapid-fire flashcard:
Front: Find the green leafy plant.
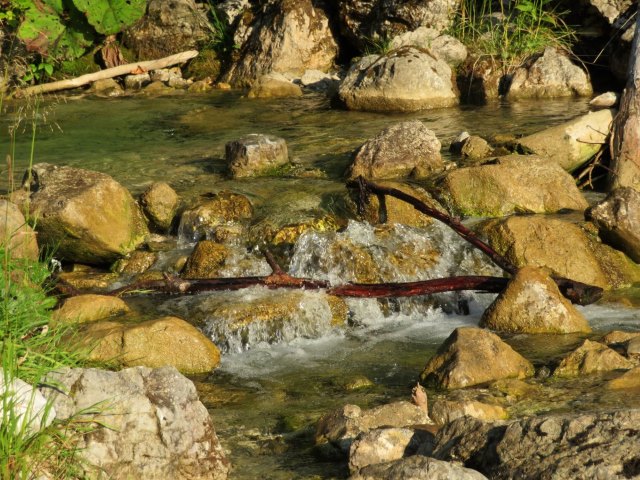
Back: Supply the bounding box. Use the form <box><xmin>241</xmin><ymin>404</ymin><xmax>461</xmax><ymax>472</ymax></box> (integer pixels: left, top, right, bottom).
<box><xmin>363</xmin><ymin>35</ymin><xmax>394</xmax><ymax>56</ymax></box>
<box><xmin>21</xmin><ymin>61</ymin><xmax>54</xmax><ymax>85</ymax></box>
<box><xmin>452</xmin><ymin>0</ymin><xmax>575</xmax><ymax>72</ymax></box>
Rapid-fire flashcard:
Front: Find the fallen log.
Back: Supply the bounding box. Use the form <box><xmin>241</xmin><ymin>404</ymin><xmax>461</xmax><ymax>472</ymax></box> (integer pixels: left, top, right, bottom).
<box><xmin>16</xmin><ymin>50</ymin><xmax>198</xmax><ymax>97</ymax></box>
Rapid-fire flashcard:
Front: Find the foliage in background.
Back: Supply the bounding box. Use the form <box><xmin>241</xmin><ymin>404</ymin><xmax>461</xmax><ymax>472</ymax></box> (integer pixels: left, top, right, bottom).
<box><xmin>452</xmin><ymin>0</ymin><xmax>575</xmax><ymax>72</ymax></box>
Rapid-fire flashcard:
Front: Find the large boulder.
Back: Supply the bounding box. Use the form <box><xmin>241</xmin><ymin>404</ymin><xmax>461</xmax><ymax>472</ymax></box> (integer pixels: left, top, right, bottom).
<box><xmin>225</xmin><ymin>134</ymin><xmax>289</xmax><ymax>178</ymax></box>
<box><xmin>339</xmin><ymin>47</ymin><xmax>458</xmax><ymax>112</ymax></box>
<box><xmin>506</xmin><ymin>47</ymin><xmax>593</xmax><ymax>99</ymax></box>
<box><xmin>478</xmin><ymin>215</ymin><xmax>640</xmax><ymax>289</ymax></box>
<box><xmin>587</xmin><ymin>187</ymin><xmax>640</xmax><ymax>263</ymax></box>
<box><xmin>79</xmin><ymin>316</ymin><xmax>220</xmax><ymax>374</ymax></box>
<box><xmin>420</xmin><ymin>327</ymin><xmax>534</xmax><ymax>389</ymax></box>
<box><xmin>124</xmin><ymin>0</ymin><xmax>211</xmax><ymax>59</ymax></box>
<box><xmin>338</xmin><ymin>0</ymin><xmax>461</xmax><ymax>51</ymax></box>
<box><xmin>347</xmin><ymin>120</ymin><xmax>443</xmax><ymax>179</ymax></box>
<box><xmin>222</xmin><ymin>0</ymin><xmax>338</xmax><ymax>87</ymax></box>
<box><xmin>516</xmin><ymin>109</ymin><xmax>615</xmax><ymax>172</ymax></box>
<box><xmin>436</xmin><ymin>155</ymin><xmax>588</xmax><ymax>216</ymax></box>
<box><xmin>42</xmin><ymin>366</ymin><xmax>230</xmax><ymax>479</ymax></box>
<box><xmin>23</xmin><ymin>164</ymin><xmax>148</xmax><ymax>265</ymax></box>
<box><xmin>480</xmin><ymin>266</ymin><xmax>591</xmax><ymax>334</ymax></box>
<box><xmin>350</xmin><ymin>455</ymin><xmax>488</xmax><ymax>480</ymax></box>
<box><xmin>553</xmin><ymin>339</ymin><xmax>634</xmax><ymax>377</ymax></box>
<box><xmin>431</xmin><ymin>410</ymin><xmax>640</xmax><ymax>479</ymax></box>
<box><xmin>0</xmin><ymin>369</ymin><xmax>54</xmax><ymax>434</ymax></box>
<box><xmin>0</xmin><ymin>199</ymin><xmax>38</xmax><ymax>260</ymax></box>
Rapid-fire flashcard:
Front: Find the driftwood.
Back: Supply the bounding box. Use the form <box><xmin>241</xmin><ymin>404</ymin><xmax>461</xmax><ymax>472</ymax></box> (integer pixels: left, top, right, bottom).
<box><xmin>54</xmin><ymin>176</ymin><xmax>604</xmax><ymax>306</ymax></box>
<box><xmin>17</xmin><ymin>50</ymin><xmax>198</xmax><ymax>97</ymax></box>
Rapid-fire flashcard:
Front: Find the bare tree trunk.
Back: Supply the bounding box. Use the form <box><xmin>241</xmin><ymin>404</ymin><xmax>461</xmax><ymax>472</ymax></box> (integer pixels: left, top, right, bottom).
<box><xmin>610</xmin><ymin>1</ymin><xmax>640</xmax><ymax>191</ymax></box>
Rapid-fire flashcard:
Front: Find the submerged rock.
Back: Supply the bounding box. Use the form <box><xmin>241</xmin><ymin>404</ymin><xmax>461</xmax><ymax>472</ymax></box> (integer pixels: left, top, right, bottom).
<box><xmin>478</xmin><ymin>215</ymin><xmax>640</xmax><ymax>289</ymax></box>
<box><xmin>178</xmin><ymin>192</ymin><xmax>253</xmax><ymax>242</ymax></box>
<box><xmin>139</xmin><ymin>181</ymin><xmax>179</xmax><ymax>232</ymax></box>
<box><xmin>79</xmin><ymin>316</ymin><xmax>220</xmax><ymax>374</ymax></box>
<box><xmin>431</xmin><ymin>409</ymin><xmax>640</xmax><ymax>479</ymax></box>
<box><xmin>480</xmin><ymin>266</ymin><xmax>591</xmax><ymax>334</ymax></box>
<box><xmin>42</xmin><ymin>366</ymin><xmax>230</xmax><ymax>479</ymax></box>
<box><xmin>225</xmin><ymin>134</ymin><xmax>289</xmax><ymax>178</ymax></box>
<box><xmin>507</xmin><ymin>47</ymin><xmax>593</xmax><ymax>99</ymax></box>
<box><xmin>587</xmin><ymin>187</ymin><xmax>640</xmax><ymax>263</ymax></box>
<box><xmin>420</xmin><ymin>327</ymin><xmax>534</xmax><ymax>389</ymax></box>
<box><xmin>347</xmin><ymin>120</ymin><xmax>443</xmax><ymax>179</ymax></box>
<box><xmin>516</xmin><ymin>109</ymin><xmax>614</xmax><ymax>172</ymax></box>
<box><xmin>247</xmin><ymin>72</ymin><xmax>303</xmax><ymax>98</ymax></box>
<box><xmin>24</xmin><ymin>163</ymin><xmax>148</xmax><ymax>265</ymax></box>
<box><xmin>350</xmin><ymin>455</ymin><xmax>488</xmax><ymax>480</ymax></box>
<box><xmin>52</xmin><ymin>294</ymin><xmax>130</xmax><ymax>325</ymax></box>
<box><xmin>607</xmin><ymin>366</ymin><xmax>640</xmax><ymax>389</ymax></box>
<box><xmin>112</xmin><ymin>250</ymin><xmax>158</xmax><ymax>274</ymax></box>
<box><xmin>553</xmin><ymin>339</ymin><xmax>633</xmax><ymax>377</ymax></box>
<box><xmin>339</xmin><ymin>47</ymin><xmax>458</xmax><ymax>112</ymax></box>
<box><xmin>223</xmin><ymin>0</ymin><xmax>337</xmax><ymax>86</ymax></box>
<box><xmin>0</xmin><ymin>199</ymin><xmax>38</xmax><ymax>261</ymax></box>
<box><xmin>437</xmin><ymin>154</ymin><xmax>588</xmax><ymax>216</ymax></box>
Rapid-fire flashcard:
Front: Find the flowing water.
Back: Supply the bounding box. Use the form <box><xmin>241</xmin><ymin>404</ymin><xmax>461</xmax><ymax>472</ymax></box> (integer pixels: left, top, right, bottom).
<box><xmin>2</xmin><ymin>91</ymin><xmax>640</xmax><ymax>479</ymax></box>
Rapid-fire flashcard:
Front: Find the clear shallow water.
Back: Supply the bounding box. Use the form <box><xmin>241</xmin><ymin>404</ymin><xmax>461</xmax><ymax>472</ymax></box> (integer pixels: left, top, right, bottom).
<box><xmin>2</xmin><ymin>92</ymin><xmax>638</xmax><ymax>479</ymax></box>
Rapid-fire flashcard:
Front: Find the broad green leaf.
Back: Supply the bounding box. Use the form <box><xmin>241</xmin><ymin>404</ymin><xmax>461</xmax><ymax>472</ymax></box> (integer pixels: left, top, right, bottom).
<box><xmin>72</xmin><ymin>0</ymin><xmax>147</xmax><ymax>35</ymax></box>
<box><xmin>17</xmin><ymin>8</ymin><xmax>65</xmax><ymax>55</ymax></box>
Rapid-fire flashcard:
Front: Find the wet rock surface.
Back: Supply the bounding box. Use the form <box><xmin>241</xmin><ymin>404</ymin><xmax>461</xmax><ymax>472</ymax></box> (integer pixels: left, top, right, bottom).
<box><xmin>225</xmin><ymin>134</ymin><xmax>289</xmax><ymax>179</ymax></box>
<box><xmin>52</xmin><ymin>294</ymin><xmax>130</xmax><ymax>325</ymax></box>
<box><xmin>140</xmin><ymin>181</ymin><xmax>179</xmax><ymax>232</ymax></box>
<box><xmin>553</xmin><ymin>339</ymin><xmax>634</xmax><ymax>377</ymax></box>
<box><xmin>42</xmin><ymin>366</ymin><xmax>230</xmax><ymax>479</ymax></box>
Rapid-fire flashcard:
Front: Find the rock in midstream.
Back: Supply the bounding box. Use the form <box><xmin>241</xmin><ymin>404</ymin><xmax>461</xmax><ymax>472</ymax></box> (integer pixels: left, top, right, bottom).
<box><xmin>553</xmin><ymin>339</ymin><xmax>634</xmax><ymax>377</ymax></box>
<box><xmin>139</xmin><ymin>181</ymin><xmax>179</xmax><ymax>232</ymax></box>
<box><xmin>225</xmin><ymin>134</ymin><xmax>289</xmax><ymax>179</ymax></box>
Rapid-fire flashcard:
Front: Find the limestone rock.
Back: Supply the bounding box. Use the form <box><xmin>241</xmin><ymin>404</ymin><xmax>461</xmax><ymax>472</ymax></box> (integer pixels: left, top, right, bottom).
<box><xmin>348</xmin><ymin>428</ymin><xmax>432</xmax><ymax>474</ymax></box>
<box><xmin>480</xmin><ymin>266</ymin><xmax>591</xmax><ymax>334</ymax></box>
<box><xmin>89</xmin><ymin>78</ymin><xmax>124</xmax><ymax>97</ymax></box>
<box><xmin>420</xmin><ymin>327</ymin><xmax>534</xmax><ymax>389</ymax></box>
<box><xmin>79</xmin><ymin>316</ymin><xmax>221</xmax><ymax>374</ymax></box>
<box><xmin>437</xmin><ymin>155</ymin><xmax>588</xmax><ymax>216</ymax></box>
<box><xmin>601</xmin><ymin>330</ymin><xmax>640</xmax><ymax>346</ymax></box>
<box><xmin>124</xmin><ymin>73</ymin><xmax>151</xmax><ymax>90</ymax></box>
<box><xmin>178</xmin><ymin>192</ymin><xmax>253</xmax><ymax>242</ymax></box>
<box><xmin>432</xmin><ymin>409</ymin><xmax>640</xmax><ymax>479</ymax></box>
<box><xmin>347</xmin><ymin>120</ymin><xmax>443</xmax><ymax>179</ymax></box>
<box><xmin>460</xmin><ymin>135</ymin><xmax>493</xmax><ymax>162</ymax></box>
<box><xmin>587</xmin><ymin>187</ymin><xmax>640</xmax><ymax>263</ymax></box>
<box><xmin>112</xmin><ymin>250</ymin><xmax>158</xmax><ymax>274</ymax></box>
<box><xmin>249</xmin><ymin>212</ymin><xmax>340</xmax><ymax>247</ymax></box>
<box><xmin>389</xmin><ymin>28</ymin><xmax>467</xmax><ymax>67</ymax></box>
<box><xmin>507</xmin><ymin>47</ymin><xmax>593</xmax><ymax>99</ymax></box>
<box><xmin>339</xmin><ymin>47</ymin><xmax>458</xmax><ymax>112</ymax></box>
<box><xmin>140</xmin><ymin>182</ymin><xmax>179</xmax><ymax>231</ymax></box>
<box><xmin>182</xmin><ymin>240</ymin><xmax>230</xmax><ymax>278</ymax></box>
<box><xmin>478</xmin><ymin>215</ymin><xmax>640</xmax><ymax>289</ymax></box>
<box><xmin>24</xmin><ymin>163</ymin><xmax>148</xmax><ymax>265</ymax></box>
<box><xmin>0</xmin><ymin>370</ymin><xmax>54</xmax><ymax>434</ymax></box>
<box><xmin>338</xmin><ymin>0</ymin><xmax>461</xmax><ymax>51</ymax></box>
<box><xmin>590</xmin><ymin>91</ymin><xmax>619</xmax><ymax>108</ymax></box>
<box><xmin>55</xmin><ymin>270</ymin><xmax>119</xmax><ymax>291</ymax></box>
<box><xmin>42</xmin><ymin>366</ymin><xmax>230</xmax><ymax>479</ymax></box>
<box><xmin>223</xmin><ymin>0</ymin><xmax>337</xmax><ymax>87</ymax></box>
<box><xmin>247</xmin><ymin>72</ymin><xmax>303</xmax><ymax>98</ymax></box>
<box><xmin>553</xmin><ymin>339</ymin><xmax>634</xmax><ymax>377</ymax></box>
<box><xmin>430</xmin><ymin>398</ymin><xmax>508</xmax><ymax>425</ymax></box>
<box><xmin>225</xmin><ymin>134</ymin><xmax>289</xmax><ymax>178</ymax></box>
<box><xmin>350</xmin><ymin>455</ymin><xmax>488</xmax><ymax>480</ymax></box>
<box><xmin>0</xmin><ymin>199</ymin><xmax>38</xmax><ymax>260</ymax></box>
<box><xmin>52</xmin><ymin>294</ymin><xmax>130</xmax><ymax>325</ymax></box>
<box><xmin>316</xmin><ymin>401</ymin><xmax>432</xmax><ymax>453</ymax></box>
<box><xmin>606</xmin><ymin>366</ymin><xmax>640</xmax><ymax>389</ymax></box>
<box><xmin>124</xmin><ymin>0</ymin><xmax>210</xmax><ymax>59</ymax></box>
<box><xmin>516</xmin><ymin>109</ymin><xmax>615</xmax><ymax>172</ymax></box>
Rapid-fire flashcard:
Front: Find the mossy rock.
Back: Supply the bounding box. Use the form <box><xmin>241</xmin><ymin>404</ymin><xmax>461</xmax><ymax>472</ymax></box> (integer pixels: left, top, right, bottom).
<box><xmin>184</xmin><ymin>48</ymin><xmax>221</xmax><ymax>81</ymax></box>
<box><xmin>182</xmin><ymin>240</ymin><xmax>230</xmax><ymax>278</ymax></box>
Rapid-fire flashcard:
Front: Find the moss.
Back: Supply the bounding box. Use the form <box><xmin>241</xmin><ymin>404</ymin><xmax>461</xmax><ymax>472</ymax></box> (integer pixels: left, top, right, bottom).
<box><xmin>185</xmin><ymin>48</ymin><xmax>221</xmax><ymax>81</ymax></box>
<box><xmin>55</xmin><ymin>55</ymin><xmax>101</xmax><ymax>80</ymax></box>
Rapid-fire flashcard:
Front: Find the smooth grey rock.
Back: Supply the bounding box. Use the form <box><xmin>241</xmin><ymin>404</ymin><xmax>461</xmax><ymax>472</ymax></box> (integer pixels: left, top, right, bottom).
<box><xmin>389</xmin><ymin>28</ymin><xmax>467</xmax><ymax>67</ymax></box>
<box><xmin>350</xmin><ymin>455</ymin><xmax>488</xmax><ymax>480</ymax></box>
<box><xmin>432</xmin><ymin>409</ymin><xmax>640</xmax><ymax>479</ymax></box>
<box><xmin>124</xmin><ymin>73</ymin><xmax>151</xmax><ymax>90</ymax></box>
<box><xmin>347</xmin><ymin>120</ymin><xmax>443</xmax><ymax>179</ymax></box>
<box><xmin>225</xmin><ymin>134</ymin><xmax>289</xmax><ymax>178</ymax></box>
<box><xmin>0</xmin><ymin>369</ymin><xmax>54</xmax><ymax>434</ymax></box>
<box><xmin>42</xmin><ymin>366</ymin><xmax>230</xmax><ymax>480</ymax></box>
<box><xmin>507</xmin><ymin>47</ymin><xmax>593</xmax><ymax>99</ymax></box>
<box><xmin>339</xmin><ymin>47</ymin><xmax>458</xmax><ymax>112</ymax></box>
<box><xmin>590</xmin><ymin>91</ymin><xmax>619</xmax><ymax>108</ymax></box>
<box><xmin>587</xmin><ymin>187</ymin><xmax>640</xmax><ymax>263</ymax></box>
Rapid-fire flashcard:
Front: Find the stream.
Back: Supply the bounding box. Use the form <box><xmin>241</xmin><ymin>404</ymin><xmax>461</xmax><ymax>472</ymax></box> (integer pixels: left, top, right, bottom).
<box><xmin>2</xmin><ymin>91</ymin><xmax>640</xmax><ymax>479</ymax></box>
